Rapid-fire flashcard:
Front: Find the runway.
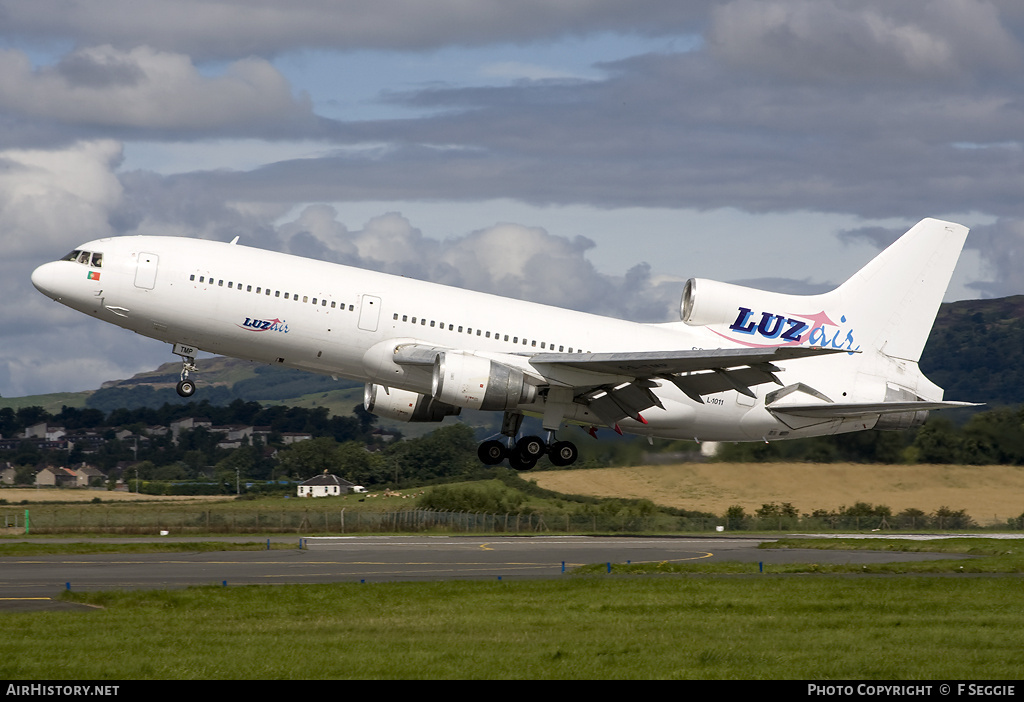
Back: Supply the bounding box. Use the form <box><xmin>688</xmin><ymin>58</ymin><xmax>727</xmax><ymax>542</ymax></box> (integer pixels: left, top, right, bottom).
<box><xmin>0</xmin><ymin>535</ymin><xmax>969</xmax><ymax>610</ymax></box>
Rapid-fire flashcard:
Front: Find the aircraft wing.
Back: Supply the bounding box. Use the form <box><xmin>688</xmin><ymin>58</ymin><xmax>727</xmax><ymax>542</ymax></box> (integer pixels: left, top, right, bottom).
<box><xmin>528</xmin><ymin>346</ymin><xmax>848</xmax><ymax>425</ymax></box>
<box><xmin>392</xmin><ymin>343</ymin><xmax>849</xmax><ymax>427</ymax></box>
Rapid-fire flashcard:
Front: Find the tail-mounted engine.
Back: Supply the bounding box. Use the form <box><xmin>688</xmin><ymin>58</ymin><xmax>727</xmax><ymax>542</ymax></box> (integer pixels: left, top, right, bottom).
<box><xmin>432</xmin><ymin>351</ymin><xmax>539</xmax><ymax>411</ymax></box>
<box><xmin>363</xmin><ymin>384</ymin><xmax>461</xmax><ymax>423</ymax></box>
<box><xmin>681</xmin><ymin>277</ymin><xmax>823</xmax><ymax>330</ymax></box>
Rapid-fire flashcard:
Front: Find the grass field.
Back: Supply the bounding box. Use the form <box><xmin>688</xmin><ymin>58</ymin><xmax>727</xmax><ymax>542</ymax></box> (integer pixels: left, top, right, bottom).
<box><xmin>2</xmin><ymin>574</ymin><xmax>1022</xmax><ymax>679</ymax></box>
<box><xmin>0</xmin><ymin>488</ymin><xmax>229</xmax><ymax>504</ymax></box>
<box><xmin>2</xmin><ymin>539</ymin><xmax>1023</xmax><ymax>679</ymax></box>
<box><xmin>529</xmin><ymin>463</ymin><xmax>1024</xmax><ymax>525</ymax></box>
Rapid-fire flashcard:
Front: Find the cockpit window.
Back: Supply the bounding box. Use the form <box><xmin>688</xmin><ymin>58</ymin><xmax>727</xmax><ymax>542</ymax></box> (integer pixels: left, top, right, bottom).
<box><xmin>61</xmin><ymin>249</ymin><xmax>103</xmax><ymax>267</ymax></box>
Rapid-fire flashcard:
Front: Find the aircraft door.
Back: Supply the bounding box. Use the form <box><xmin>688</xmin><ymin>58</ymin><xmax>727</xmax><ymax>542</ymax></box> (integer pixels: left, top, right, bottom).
<box><xmin>358</xmin><ymin>295</ymin><xmax>381</xmax><ymax>332</ymax></box>
<box><xmin>134</xmin><ymin>252</ymin><xmax>159</xmax><ymax>289</ymax></box>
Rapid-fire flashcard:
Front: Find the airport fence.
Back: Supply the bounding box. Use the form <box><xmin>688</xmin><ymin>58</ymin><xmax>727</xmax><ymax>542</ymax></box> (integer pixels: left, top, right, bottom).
<box><xmin>1</xmin><ymin>507</ymin><xmax>1000</xmax><ymax>534</ymax></box>
<box><xmin>7</xmin><ymin>508</ymin><xmax>680</xmax><ymax>534</ymax></box>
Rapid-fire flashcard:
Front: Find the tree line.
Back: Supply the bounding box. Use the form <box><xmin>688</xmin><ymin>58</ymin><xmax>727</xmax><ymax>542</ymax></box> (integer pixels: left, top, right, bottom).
<box><xmin>0</xmin><ymin>399</ymin><xmax>483</xmax><ymax>492</ymax></box>
<box><xmin>5</xmin><ymin>399</ymin><xmax>1024</xmax><ymax>495</ymax></box>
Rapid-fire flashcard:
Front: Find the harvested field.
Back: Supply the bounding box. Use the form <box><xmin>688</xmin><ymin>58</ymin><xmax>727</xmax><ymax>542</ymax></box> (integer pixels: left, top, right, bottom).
<box><xmin>0</xmin><ymin>488</ymin><xmax>230</xmax><ymax>504</ymax></box>
<box><xmin>529</xmin><ymin>463</ymin><xmax>1024</xmax><ymax>526</ymax></box>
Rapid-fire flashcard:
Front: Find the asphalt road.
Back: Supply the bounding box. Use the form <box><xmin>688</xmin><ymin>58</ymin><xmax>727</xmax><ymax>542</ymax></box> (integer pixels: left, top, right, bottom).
<box><xmin>0</xmin><ymin>535</ymin><xmax>972</xmax><ymax>611</ymax></box>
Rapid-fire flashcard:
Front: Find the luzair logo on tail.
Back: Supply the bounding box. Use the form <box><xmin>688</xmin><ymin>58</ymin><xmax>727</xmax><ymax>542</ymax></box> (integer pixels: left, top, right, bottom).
<box><xmin>719</xmin><ymin>307</ymin><xmax>859</xmax><ymax>352</ymax></box>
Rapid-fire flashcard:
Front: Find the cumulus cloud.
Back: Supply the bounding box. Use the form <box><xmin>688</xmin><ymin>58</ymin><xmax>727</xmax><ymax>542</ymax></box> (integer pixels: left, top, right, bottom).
<box><xmin>272</xmin><ymin>205</ymin><xmax>679</xmax><ymax>321</ymax></box>
<box><xmin>964</xmin><ymin>218</ymin><xmax>1024</xmax><ymax>297</ymax></box>
<box><xmin>0</xmin><ymin>1</ymin><xmax>711</xmax><ymax>59</ymax></box>
<box><xmin>0</xmin><ymin>139</ymin><xmax>123</xmax><ymax>256</ymax></box>
<box><xmin>708</xmin><ymin>0</ymin><xmax>1021</xmax><ymax>85</ymax></box>
<box><xmin>0</xmin><ymin>46</ymin><xmax>314</xmax><ymax>134</ymax></box>
<box><xmin>836</xmin><ymin>225</ymin><xmax>904</xmax><ymax>250</ymax></box>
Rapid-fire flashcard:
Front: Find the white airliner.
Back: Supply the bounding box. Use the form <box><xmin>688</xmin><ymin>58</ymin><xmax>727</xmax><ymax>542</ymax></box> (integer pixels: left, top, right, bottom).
<box><xmin>31</xmin><ymin>217</ymin><xmax>975</xmax><ymax>469</ymax></box>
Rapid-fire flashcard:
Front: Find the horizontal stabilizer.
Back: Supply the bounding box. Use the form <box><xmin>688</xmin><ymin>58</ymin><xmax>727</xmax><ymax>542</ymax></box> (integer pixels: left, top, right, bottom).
<box><xmin>767</xmin><ymin>400</ymin><xmax>980</xmax><ymax>418</ymax></box>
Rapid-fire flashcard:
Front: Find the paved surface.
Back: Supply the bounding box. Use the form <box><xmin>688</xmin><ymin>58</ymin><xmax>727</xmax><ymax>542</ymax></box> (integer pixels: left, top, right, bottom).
<box><xmin>0</xmin><ymin>535</ymin><xmax>973</xmax><ymax>610</ymax></box>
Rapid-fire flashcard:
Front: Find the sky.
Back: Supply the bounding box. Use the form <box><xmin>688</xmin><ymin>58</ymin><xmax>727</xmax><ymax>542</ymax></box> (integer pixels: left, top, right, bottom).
<box><xmin>3</xmin><ymin>0</ymin><xmax>1024</xmax><ymax>398</ymax></box>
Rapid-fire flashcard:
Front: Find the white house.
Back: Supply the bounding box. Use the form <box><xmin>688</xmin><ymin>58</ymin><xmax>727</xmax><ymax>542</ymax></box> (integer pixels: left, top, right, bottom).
<box><xmin>297</xmin><ymin>472</ymin><xmax>357</xmax><ymax>497</ymax></box>
<box><xmin>24</xmin><ymin>422</ymin><xmax>65</xmax><ymax>441</ymax></box>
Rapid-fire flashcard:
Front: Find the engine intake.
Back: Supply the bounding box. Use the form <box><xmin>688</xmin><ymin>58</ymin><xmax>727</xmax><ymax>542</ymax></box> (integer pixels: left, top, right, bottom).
<box><xmin>431</xmin><ymin>352</ymin><xmax>538</xmax><ymax>411</ymax></box>
<box><xmin>681</xmin><ymin>278</ymin><xmax>772</xmax><ymax>326</ymax></box>
<box><xmin>680</xmin><ymin>277</ymin><xmax>823</xmax><ymax>328</ymax></box>
<box><xmin>363</xmin><ymin>384</ymin><xmax>460</xmax><ymax>423</ymax></box>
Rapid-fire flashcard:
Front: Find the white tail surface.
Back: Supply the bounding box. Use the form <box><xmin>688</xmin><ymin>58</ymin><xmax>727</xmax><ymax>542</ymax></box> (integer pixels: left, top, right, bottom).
<box><xmin>678</xmin><ymin>218</ymin><xmax>968</xmax><ymax>367</ymax></box>
<box><xmin>826</xmin><ymin>218</ymin><xmax>968</xmax><ymax>362</ymax></box>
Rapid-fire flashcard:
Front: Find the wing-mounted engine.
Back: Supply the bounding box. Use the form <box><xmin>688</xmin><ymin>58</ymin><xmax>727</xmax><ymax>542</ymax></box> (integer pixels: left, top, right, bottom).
<box><xmin>363</xmin><ymin>384</ymin><xmax>461</xmax><ymax>423</ymax></box>
<box><xmin>432</xmin><ymin>351</ymin><xmax>539</xmax><ymax>411</ymax></box>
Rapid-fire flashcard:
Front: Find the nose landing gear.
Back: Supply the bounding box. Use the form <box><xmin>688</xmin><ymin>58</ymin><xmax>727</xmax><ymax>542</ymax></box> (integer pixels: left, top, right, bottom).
<box><xmin>172</xmin><ymin>343</ymin><xmax>198</xmax><ymax>398</ymax></box>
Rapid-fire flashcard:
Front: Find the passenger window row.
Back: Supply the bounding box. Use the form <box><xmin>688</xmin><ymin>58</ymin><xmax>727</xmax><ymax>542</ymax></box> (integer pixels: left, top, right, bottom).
<box><xmin>186</xmin><ymin>270</ymin><xmax>587</xmax><ymax>353</ymax></box>
<box><xmin>391</xmin><ymin>312</ymin><xmax>586</xmax><ymax>354</ymax></box>
<box><xmin>189</xmin><ymin>274</ymin><xmax>355</xmax><ymax>311</ymax></box>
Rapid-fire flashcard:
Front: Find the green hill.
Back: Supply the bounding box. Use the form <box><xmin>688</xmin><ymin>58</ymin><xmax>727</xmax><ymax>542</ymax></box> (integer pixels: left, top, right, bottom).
<box><xmin>919</xmin><ymin>295</ymin><xmax>1024</xmax><ymax>407</ymax></box>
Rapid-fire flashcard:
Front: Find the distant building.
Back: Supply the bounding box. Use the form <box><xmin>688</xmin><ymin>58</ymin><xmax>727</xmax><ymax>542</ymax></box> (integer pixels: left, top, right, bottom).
<box><xmin>297</xmin><ymin>472</ymin><xmax>357</xmax><ymax>498</ymax></box>
<box><xmin>35</xmin><ymin>466</ymin><xmax>78</xmax><ymax>488</ymax></box>
<box><xmin>23</xmin><ymin>422</ymin><xmax>65</xmax><ymax>441</ymax></box>
<box><xmin>213</xmin><ymin>425</ymin><xmax>255</xmax><ymax>449</ymax></box>
<box><xmin>71</xmin><ymin>463</ymin><xmax>106</xmax><ymax>488</ymax></box>
<box><xmin>281</xmin><ymin>432</ymin><xmax>313</xmax><ymax>445</ymax></box>
<box><xmin>170</xmin><ymin>417</ymin><xmax>212</xmax><ymax>442</ymax></box>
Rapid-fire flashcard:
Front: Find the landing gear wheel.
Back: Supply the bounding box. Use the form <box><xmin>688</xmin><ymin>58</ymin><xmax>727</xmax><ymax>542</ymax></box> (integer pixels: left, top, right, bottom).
<box><xmin>176</xmin><ymin>379</ymin><xmax>196</xmax><ymax>398</ymax></box>
<box><xmin>548</xmin><ymin>441</ymin><xmax>579</xmax><ymax>467</ymax></box>
<box><xmin>508</xmin><ymin>452</ymin><xmax>538</xmax><ymax>471</ymax></box>
<box><xmin>478</xmin><ymin>440</ymin><xmax>507</xmax><ymax>466</ymax></box>
<box><xmin>516</xmin><ymin>435</ymin><xmax>546</xmax><ymax>462</ymax></box>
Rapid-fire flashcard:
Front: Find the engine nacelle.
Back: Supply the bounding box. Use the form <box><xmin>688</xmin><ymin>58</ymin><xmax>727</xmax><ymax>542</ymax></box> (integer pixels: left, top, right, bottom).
<box><xmin>431</xmin><ymin>351</ymin><xmax>538</xmax><ymax>411</ymax></box>
<box><xmin>681</xmin><ymin>278</ymin><xmax>766</xmax><ymax>326</ymax></box>
<box><xmin>681</xmin><ymin>277</ymin><xmax>826</xmax><ymax>329</ymax></box>
<box><xmin>363</xmin><ymin>384</ymin><xmax>461</xmax><ymax>423</ymax></box>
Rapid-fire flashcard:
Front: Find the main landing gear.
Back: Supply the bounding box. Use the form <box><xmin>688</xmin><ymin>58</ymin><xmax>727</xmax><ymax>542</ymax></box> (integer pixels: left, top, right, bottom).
<box><xmin>477</xmin><ymin>412</ymin><xmax>580</xmax><ymax>470</ymax></box>
<box><xmin>172</xmin><ymin>343</ymin><xmax>198</xmax><ymax>398</ymax></box>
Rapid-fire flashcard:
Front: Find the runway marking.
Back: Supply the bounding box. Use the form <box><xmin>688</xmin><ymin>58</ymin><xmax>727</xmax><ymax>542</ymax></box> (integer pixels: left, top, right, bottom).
<box><xmin>0</xmin><ymin>597</ymin><xmax>52</xmax><ymax>601</ymax></box>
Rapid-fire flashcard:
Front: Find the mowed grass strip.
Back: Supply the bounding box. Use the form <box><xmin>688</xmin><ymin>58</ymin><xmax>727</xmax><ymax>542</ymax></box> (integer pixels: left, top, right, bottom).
<box><xmin>577</xmin><ymin>537</ymin><xmax>1024</xmax><ymax>574</ymax></box>
<box><xmin>0</xmin><ymin>541</ymin><xmax>295</xmax><ymax>556</ymax></box>
<box><xmin>1</xmin><ymin>576</ymin><xmax>1023</xmax><ymax>679</ymax></box>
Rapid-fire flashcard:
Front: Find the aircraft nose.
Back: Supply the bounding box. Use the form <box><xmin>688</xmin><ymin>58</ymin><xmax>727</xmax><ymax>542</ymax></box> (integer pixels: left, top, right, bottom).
<box><xmin>31</xmin><ymin>261</ymin><xmax>63</xmax><ymax>299</ymax></box>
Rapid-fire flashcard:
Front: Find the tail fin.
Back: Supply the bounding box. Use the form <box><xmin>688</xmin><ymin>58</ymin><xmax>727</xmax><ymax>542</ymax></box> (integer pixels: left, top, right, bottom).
<box><xmin>827</xmin><ymin>218</ymin><xmax>968</xmax><ymax>362</ymax></box>
<box><xmin>679</xmin><ymin>218</ymin><xmax>968</xmax><ymax>364</ymax></box>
